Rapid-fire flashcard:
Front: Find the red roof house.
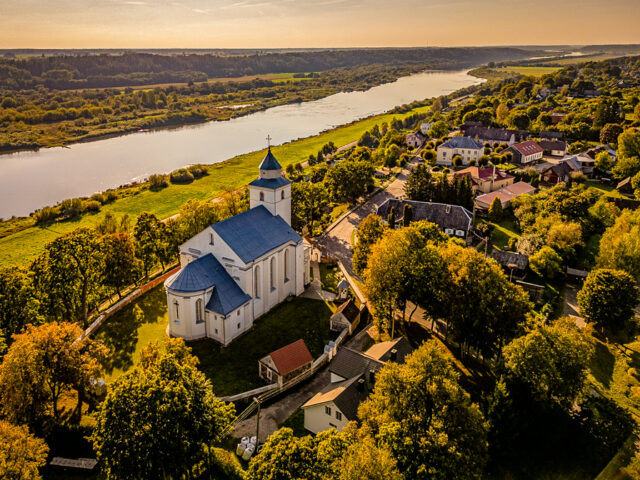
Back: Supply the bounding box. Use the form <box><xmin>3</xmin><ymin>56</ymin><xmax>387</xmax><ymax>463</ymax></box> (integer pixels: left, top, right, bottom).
<box><xmin>259</xmin><ymin>339</ymin><xmax>314</xmax><ymax>386</ymax></box>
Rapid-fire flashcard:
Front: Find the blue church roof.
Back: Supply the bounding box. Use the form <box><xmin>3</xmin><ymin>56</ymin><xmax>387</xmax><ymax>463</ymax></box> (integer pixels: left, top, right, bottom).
<box><xmin>212</xmin><ymin>205</ymin><xmax>301</xmax><ymax>264</ymax></box>
<box><xmin>259</xmin><ymin>148</ymin><xmax>282</xmax><ymax>170</ymax></box>
<box><xmin>249</xmin><ymin>176</ymin><xmax>291</xmax><ymax>189</ymax></box>
<box><xmin>167</xmin><ymin>254</ymin><xmax>250</xmax><ymax>314</ymax></box>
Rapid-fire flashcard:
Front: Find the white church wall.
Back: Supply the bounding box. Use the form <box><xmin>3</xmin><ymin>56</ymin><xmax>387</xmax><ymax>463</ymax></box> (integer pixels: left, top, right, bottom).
<box><xmin>295</xmin><ymin>243</ymin><xmax>305</xmax><ymax>296</ymax></box>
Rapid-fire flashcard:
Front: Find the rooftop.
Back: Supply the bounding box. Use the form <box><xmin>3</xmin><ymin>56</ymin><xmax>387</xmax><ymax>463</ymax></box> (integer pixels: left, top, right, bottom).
<box><xmin>331</xmin><ymin>299</ymin><xmax>360</xmax><ymax>323</ymax></box>
<box><xmin>212</xmin><ymin>205</ymin><xmax>301</xmax><ymax>264</ymax></box>
<box><xmin>476</xmin><ymin>181</ymin><xmax>536</xmax><ymax>207</ymax></box>
<box><xmin>364</xmin><ymin>337</ymin><xmax>413</xmax><ymax>363</ymax></box>
<box><xmin>511</xmin><ymin>140</ymin><xmax>544</xmax><ymax>156</ymax></box>
<box><xmin>440</xmin><ymin>136</ymin><xmax>483</xmax><ymax>150</ymax></box>
<box><xmin>249</xmin><ymin>176</ymin><xmax>291</xmax><ymax>189</ymax></box>
<box><xmin>264</xmin><ymin>339</ymin><xmax>313</xmax><ymax>376</ymax></box>
<box><xmin>455</xmin><ymin>166</ymin><xmax>513</xmax><ymax>182</ymax></box>
<box><xmin>376</xmin><ymin>199</ymin><xmax>473</xmax><ymax>233</ymax></box>
<box><xmin>259</xmin><ymin>148</ymin><xmax>282</xmax><ymax>171</ymax></box>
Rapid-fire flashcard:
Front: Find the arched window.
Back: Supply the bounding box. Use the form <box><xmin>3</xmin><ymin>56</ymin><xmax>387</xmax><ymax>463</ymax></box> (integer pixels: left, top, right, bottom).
<box><xmin>281</xmin><ymin>190</ymin><xmax>285</xmax><ymax>200</ymax></box>
<box><xmin>284</xmin><ymin>249</ymin><xmax>290</xmax><ymax>282</ymax></box>
<box><xmin>270</xmin><ymin>257</ymin><xmax>276</xmax><ymax>290</ymax></box>
<box><xmin>174</xmin><ymin>301</ymin><xmax>179</xmax><ymax>320</ymax></box>
<box><xmin>254</xmin><ymin>266</ymin><xmax>261</xmax><ymax>299</ymax></box>
<box><xmin>259</xmin><ymin>192</ymin><xmax>264</xmax><ymax>201</ymax></box>
<box><xmin>195</xmin><ymin>299</ymin><xmax>203</xmax><ymax>324</ymax></box>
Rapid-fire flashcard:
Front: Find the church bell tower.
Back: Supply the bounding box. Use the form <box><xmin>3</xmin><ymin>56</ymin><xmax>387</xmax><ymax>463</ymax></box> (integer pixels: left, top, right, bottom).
<box><xmin>248</xmin><ymin>142</ymin><xmax>292</xmax><ymax>225</ymax></box>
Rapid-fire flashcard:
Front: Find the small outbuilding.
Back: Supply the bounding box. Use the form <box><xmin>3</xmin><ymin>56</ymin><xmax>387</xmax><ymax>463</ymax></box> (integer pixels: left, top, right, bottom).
<box><xmin>259</xmin><ymin>339</ymin><xmax>313</xmax><ymax>387</ymax></box>
<box><xmin>330</xmin><ymin>299</ymin><xmax>361</xmax><ymax>333</ymax></box>
<box><xmin>617</xmin><ymin>177</ymin><xmax>634</xmax><ymax>196</ymax></box>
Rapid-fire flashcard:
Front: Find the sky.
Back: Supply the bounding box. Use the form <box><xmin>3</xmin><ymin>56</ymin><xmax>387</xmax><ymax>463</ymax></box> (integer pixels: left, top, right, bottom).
<box><xmin>0</xmin><ymin>0</ymin><xmax>639</xmax><ymax>49</ymax></box>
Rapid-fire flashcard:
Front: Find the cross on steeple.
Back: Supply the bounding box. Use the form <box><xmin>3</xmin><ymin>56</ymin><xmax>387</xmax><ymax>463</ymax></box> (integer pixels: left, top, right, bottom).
<box><xmin>266</xmin><ymin>134</ymin><xmax>272</xmax><ymax>149</ymax></box>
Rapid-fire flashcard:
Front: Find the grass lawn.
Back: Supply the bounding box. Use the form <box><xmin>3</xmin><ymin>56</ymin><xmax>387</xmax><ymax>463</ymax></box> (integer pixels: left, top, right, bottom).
<box><xmin>0</xmin><ymin>107</ymin><xmax>425</xmax><ymax>269</ymax></box>
<box><xmin>189</xmin><ymin>297</ymin><xmax>335</xmax><ymax>397</ymax></box>
<box><xmin>319</xmin><ymin>262</ymin><xmax>340</xmax><ymax>294</ymax></box>
<box><xmin>502</xmin><ymin>66</ymin><xmax>561</xmax><ymax>77</ymax></box>
<box><xmin>586</xmin><ymin>180</ymin><xmax>626</xmax><ymax>199</ymax></box>
<box><xmin>477</xmin><ymin>217</ymin><xmax>520</xmax><ymax>250</ymax></box>
<box><xmin>94</xmin><ymin>285</ymin><xmax>169</xmax><ymax>383</ymax></box>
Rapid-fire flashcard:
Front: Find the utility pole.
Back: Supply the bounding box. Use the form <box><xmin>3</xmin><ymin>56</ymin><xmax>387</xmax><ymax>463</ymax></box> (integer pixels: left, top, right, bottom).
<box><xmin>254</xmin><ymin>397</ymin><xmax>261</xmax><ymax>446</ymax></box>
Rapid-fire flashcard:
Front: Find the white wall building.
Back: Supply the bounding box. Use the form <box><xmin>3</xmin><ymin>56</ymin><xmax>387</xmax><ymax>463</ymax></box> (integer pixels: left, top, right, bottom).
<box><xmin>164</xmin><ymin>149</ymin><xmax>309</xmax><ymax>345</ymax></box>
<box><xmin>436</xmin><ymin>136</ymin><xmax>484</xmax><ymax>166</ymax></box>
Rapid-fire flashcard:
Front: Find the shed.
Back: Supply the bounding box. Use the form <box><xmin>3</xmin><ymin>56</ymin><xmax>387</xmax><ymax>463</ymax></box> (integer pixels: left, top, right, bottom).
<box><xmin>490</xmin><ymin>250</ymin><xmax>529</xmax><ymax>278</ymax></box>
<box><xmin>566</xmin><ymin>267</ymin><xmax>589</xmax><ymax>285</ymax></box>
<box><xmin>330</xmin><ymin>299</ymin><xmax>361</xmax><ymax>334</ymax></box>
<box><xmin>259</xmin><ymin>339</ymin><xmax>313</xmax><ymax>386</ymax></box>
<box><xmin>617</xmin><ymin>177</ymin><xmax>634</xmax><ymax>196</ymax></box>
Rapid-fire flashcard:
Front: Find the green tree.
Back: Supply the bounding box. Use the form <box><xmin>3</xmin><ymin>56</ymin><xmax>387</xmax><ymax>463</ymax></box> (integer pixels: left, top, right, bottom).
<box><xmin>578</xmin><ymin>269</ymin><xmax>638</xmax><ymax>332</ymax></box>
<box><xmin>506</xmin><ymin>111</ymin><xmax>530</xmax><ymax>130</ymax></box>
<box><xmin>92</xmin><ymin>338</ymin><xmax>235</xmax><ymax>480</ymax></box>
<box><xmin>503</xmin><ymin>317</ymin><xmax>594</xmax><ymax>408</ymax></box>
<box><xmin>134</xmin><ymin>212</ymin><xmax>170</xmax><ymax>278</ymax></box>
<box><xmin>291</xmin><ymin>182</ymin><xmax>329</xmax><ymax>234</ymax></box>
<box><xmin>428</xmin><ymin>120</ymin><xmax>449</xmax><ymax>139</ymax></box>
<box><xmin>0</xmin><ymin>322</ymin><xmax>107</xmax><ymax>429</ymax></box>
<box><xmin>101</xmin><ymin>233</ymin><xmax>138</xmax><ymax>299</ymax></box>
<box><xmin>324</xmin><ymin>160</ymin><xmax>375</xmax><ymax>205</ymax></box>
<box><xmin>402</xmin><ymin>203</ymin><xmax>413</xmax><ymax>227</ymax></box>
<box><xmin>529</xmin><ymin>246</ymin><xmax>563</xmax><ymax>278</ymax></box>
<box><xmin>599</xmin><ymin>123</ymin><xmax>623</xmax><ymax>145</ymax></box>
<box><xmin>336</xmin><ymin>435</ymin><xmax>402</xmax><ymax>480</ymax></box>
<box><xmin>545</xmin><ymin>221</ymin><xmax>583</xmax><ymax>258</ymax></box>
<box><xmin>594</xmin><ymin>151</ymin><xmax>613</xmax><ymax>174</ymax></box>
<box><xmin>404</xmin><ymin>164</ymin><xmax>434</xmax><ymax>201</ymax></box>
<box><xmin>0</xmin><ymin>267</ymin><xmax>42</xmax><ymax>343</ymax></box>
<box><xmin>39</xmin><ymin>227</ymin><xmax>103</xmax><ymax>326</ymax></box>
<box><xmin>0</xmin><ymin>420</ymin><xmax>49</xmax><ymax>480</ymax></box>
<box><xmin>352</xmin><ymin>215</ymin><xmax>386</xmax><ymax>275</ymax></box>
<box><xmin>613</xmin><ymin>129</ymin><xmax>640</xmax><ymax>179</ymax></box>
<box><xmin>488</xmin><ymin>196</ymin><xmax>503</xmax><ymax>222</ymax></box>
<box><xmin>597</xmin><ymin>209</ymin><xmax>640</xmax><ymax>280</ymax></box>
<box><xmin>177</xmin><ymin>199</ymin><xmax>220</xmax><ymax>242</ymax></box>
<box><xmin>359</xmin><ymin>341</ymin><xmax>488</xmax><ymax>480</ymax></box>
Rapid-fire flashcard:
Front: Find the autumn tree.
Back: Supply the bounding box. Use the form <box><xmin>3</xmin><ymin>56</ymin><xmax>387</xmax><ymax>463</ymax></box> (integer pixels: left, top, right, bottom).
<box><xmin>0</xmin><ymin>266</ymin><xmax>42</xmax><ymax>343</ymax></box>
<box><xmin>597</xmin><ymin>209</ymin><xmax>640</xmax><ymax>280</ymax></box>
<box><xmin>336</xmin><ymin>435</ymin><xmax>402</xmax><ymax>480</ymax></box>
<box><xmin>578</xmin><ymin>269</ymin><xmax>638</xmax><ymax>333</ymax></box>
<box><xmin>428</xmin><ymin>120</ymin><xmax>450</xmax><ymax>139</ymax></box>
<box><xmin>529</xmin><ymin>245</ymin><xmax>563</xmax><ymax>278</ymax></box>
<box><xmin>176</xmin><ymin>198</ymin><xmax>220</xmax><ymax>242</ymax></box>
<box><xmin>0</xmin><ymin>420</ymin><xmax>49</xmax><ymax>480</ymax></box>
<box><xmin>0</xmin><ymin>322</ymin><xmax>107</xmax><ymax>429</ymax></box>
<box><xmin>92</xmin><ymin>338</ymin><xmax>235</xmax><ymax>480</ymax></box>
<box><xmin>291</xmin><ymin>181</ymin><xmax>329</xmax><ymax>234</ymax></box>
<box><xmin>503</xmin><ymin>317</ymin><xmax>594</xmax><ymax>408</ymax></box>
<box><xmin>488</xmin><ymin>196</ymin><xmax>503</xmax><ymax>222</ymax></box>
<box><xmin>352</xmin><ymin>214</ymin><xmax>386</xmax><ymax>275</ymax></box>
<box><xmin>359</xmin><ymin>341</ymin><xmax>488</xmax><ymax>479</ymax></box>
<box><xmin>324</xmin><ymin>159</ymin><xmax>375</xmax><ymax>205</ymax></box>
<box><xmin>405</xmin><ymin>164</ymin><xmax>434</xmax><ymax>202</ymax></box>
<box><xmin>101</xmin><ymin>233</ymin><xmax>138</xmax><ymax>298</ymax></box>
<box><xmin>134</xmin><ymin>212</ymin><xmax>173</xmax><ymax>278</ymax></box>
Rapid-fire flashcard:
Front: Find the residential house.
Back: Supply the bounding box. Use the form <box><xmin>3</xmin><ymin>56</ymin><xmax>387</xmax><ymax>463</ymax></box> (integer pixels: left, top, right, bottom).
<box><xmin>539</xmin><ymin>140</ymin><xmax>568</xmax><ymax>157</ymax></box>
<box><xmin>420</xmin><ymin>122</ymin><xmax>434</xmax><ymax>135</ymax></box>
<box><xmin>377</xmin><ymin>199</ymin><xmax>474</xmax><ymax>242</ymax></box>
<box><xmin>330</xmin><ymin>299</ymin><xmax>362</xmax><ymax>334</ymax></box>
<box><xmin>454</xmin><ymin>166</ymin><xmax>515</xmax><ymax>194</ymax></box>
<box><xmin>302</xmin><ymin>339</ymin><xmax>412</xmax><ymax>433</ymax></box>
<box><xmin>540</xmin><ymin>131</ymin><xmax>563</xmax><ymax>140</ymax></box>
<box><xmin>406</xmin><ymin>131</ymin><xmax>427</xmax><ymax>149</ymax></box>
<box><xmin>567</xmin><ymin>154</ymin><xmax>595</xmax><ymax>176</ymax></box>
<box><xmin>460</xmin><ymin>124</ymin><xmax>528</xmax><ymax>146</ymax></box>
<box><xmin>509</xmin><ymin>141</ymin><xmax>544</xmax><ymax>164</ymax></box>
<box><xmin>550</xmin><ymin>113</ymin><xmax>567</xmax><ymax>125</ymax></box>
<box><xmin>436</xmin><ymin>136</ymin><xmax>484</xmax><ymax>165</ymax></box>
<box><xmin>258</xmin><ymin>339</ymin><xmax>313</xmax><ymax>387</ymax></box>
<box><xmin>617</xmin><ymin>177</ymin><xmax>634</xmax><ymax>196</ymax></box>
<box><xmin>475</xmin><ymin>182</ymin><xmax>536</xmax><ymax>209</ymax></box>
<box><xmin>585</xmin><ymin>145</ymin><xmax>617</xmax><ymax>162</ymax></box>
<box><xmin>540</xmin><ymin>160</ymin><xmax>580</xmax><ymax>184</ymax></box>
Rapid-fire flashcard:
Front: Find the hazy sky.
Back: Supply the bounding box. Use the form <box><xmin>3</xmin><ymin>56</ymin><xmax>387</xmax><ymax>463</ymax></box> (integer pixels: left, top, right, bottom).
<box><xmin>1</xmin><ymin>0</ymin><xmax>639</xmax><ymax>48</ymax></box>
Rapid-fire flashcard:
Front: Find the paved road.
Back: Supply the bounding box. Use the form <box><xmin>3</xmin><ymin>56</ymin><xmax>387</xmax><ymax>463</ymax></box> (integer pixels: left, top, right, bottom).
<box><xmin>317</xmin><ymin>161</ymin><xmax>415</xmax><ymax>277</ymax></box>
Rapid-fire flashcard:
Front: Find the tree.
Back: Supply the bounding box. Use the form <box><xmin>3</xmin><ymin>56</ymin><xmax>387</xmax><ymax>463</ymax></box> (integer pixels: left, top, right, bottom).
<box><xmin>0</xmin><ymin>420</ymin><xmax>49</xmax><ymax>480</ymax></box>
<box><xmin>516</xmin><ymin>233</ymin><xmax>544</xmax><ymax>256</ymax></box>
<box><xmin>529</xmin><ymin>246</ymin><xmax>563</xmax><ymax>278</ymax></box>
<box><xmin>600</xmin><ymin>123</ymin><xmax>623</xmax><ymax>145</ymax></box>
<box><xmin>387</xmin><ymin>207</ymin><xmax>396</xmax><ymax>228</ymax></box>
<box><xmin>101</xmin><ymin>233</ymin><xmax>138</xmax><ymax>298</ymax></box>
<box><xmin>578</xmin><ymin>269</ymin><xmax>638</xmax><ymax>332</ymax></box>
<box><xmin>336</xmin><ymin>436</ymin><xmax>402</xmax><ymax>480</ymax></box>
<box><xmin>359</xmin><ymin>341</ymin><xmax>488</xmax><ymax>480</ymax></box>
<box><xmin>352</xmin><ymin>215</ymin><xmax>386</xmax><ymax>275</ymax></box>
<box><xmin>613</xmin><ymin>129</ymin><xmax>640</xmax><ymax>179</ymax></box>
<box><xmin>291</xmin><ymin>182</ymin><xmax>329</xmax><ymax>234</ymax></box>
<box><xmin>39</xmin><ymin>227</ymin><xmax>103</xmax><ymax>326</ymax></box>
<box><xmin>506</xmin><ymin>110</ymin><xmax>530</xmax><ymax>130</ymax></box>
<box><xmin>134</xmin><ymin>212</ymin><xmax>171</xmax><ymax>278</ymax></box>
<box><xmin>0</xmin><ymin>322</ymin><xmax>107</xmax><ymax>429</ymax></box>
<box><xmin>324</xmin><ymin>160</ymin><xmax>374</xmax><ymax>205</ymax></box>
<box><xmin>176</xmin><ymin>199</ymin><xmax>220</xmax><ymax>241</ymax></box>
<box><xmin>92</xmin><ymin>338</ymin><xmax>235</xmax><ymax>480</ymax></box>
<box><xmin>503</xmin><ymin>318</ymin><xmax>594</xmax><ymax>407</ymax></box>
<box><xmin>488</xmin><ymin>196</ymin><xmax>503</xmax><ymax>222</ymax></box>
<box><xmin>428</xmin><ymin>120</ymin><xmax>449</xmax><ymax>139</ymax></box>
<box><xmin>440</xmin><ymin>243</ymin><xmax>531</xmax><ymax>358</ymax></box>
<box><xmin>402</xmin><ymin>203</ymin><xmax>413</xmax><ymax>227</ymax></box>
<box><xmin>594</xmin><ymin>151</ymin><xmax>613</xmax><ymax>174</ymax></box>
<box><xmin>593</xmin><ymin>99</ymin><xmax>621</xmax><ymax>128</ymax></box>
<box><xmin>545</xmin><ymin>221</ymin><xmax>583</xmax><ymax>258</ymax></box>
<box><xmin>597</xmin><ymin>209</ymin><xmax>640</xmax><ymax>280</ymax></box>
<box><xmin>0</xmin><ymin>267</ymin><xmax>42</xmax><ymax>343</ymax></box>
<box><xmin>496</xmin><ymin>103</ymin><xmax>509</xmax><ymax>125</ymax></box>
<box><xmin>404</xmin><ymin>164</ymin><xmax>434</xmax><ymax>201</ymax></box>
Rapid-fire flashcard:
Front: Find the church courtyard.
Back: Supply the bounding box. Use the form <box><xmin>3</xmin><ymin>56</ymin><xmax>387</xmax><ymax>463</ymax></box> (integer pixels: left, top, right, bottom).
<box><xmin>95</xmin><ymin>286</ymin><xmax>336</xmax><ymax>396</ymax></box>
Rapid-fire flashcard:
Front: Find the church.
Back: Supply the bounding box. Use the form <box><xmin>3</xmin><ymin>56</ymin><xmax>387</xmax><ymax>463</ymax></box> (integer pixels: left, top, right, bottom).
<box><xmin>164</xmin><ymin>147</ymin><xmax>311</xmax><ymax>345</ymax></box>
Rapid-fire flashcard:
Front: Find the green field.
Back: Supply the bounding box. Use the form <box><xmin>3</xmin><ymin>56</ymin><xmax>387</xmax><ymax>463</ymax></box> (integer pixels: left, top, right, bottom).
<box><xmin>502</xmin><ymin>66</ymin><xmax>561</xmax><ymax>77</ymax></box>
<box><xmin>0</xmin><ymin>107</ymin><xmax>425</xmax><ymax>268</ymax></box>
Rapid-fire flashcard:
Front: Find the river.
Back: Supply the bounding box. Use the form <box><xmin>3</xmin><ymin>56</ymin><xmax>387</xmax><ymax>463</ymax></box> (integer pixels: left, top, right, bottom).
<box><xmin>0</xmin><ymin>69</ymin><xmax>482</xmax><ymax>219</ymax></box>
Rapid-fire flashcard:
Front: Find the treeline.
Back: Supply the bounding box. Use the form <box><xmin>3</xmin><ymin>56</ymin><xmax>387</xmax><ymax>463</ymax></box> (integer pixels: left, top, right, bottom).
<box><xmin>0</xmin><ymin>47</ymin><xmax>533</xmax><ymax>90</ymax></box>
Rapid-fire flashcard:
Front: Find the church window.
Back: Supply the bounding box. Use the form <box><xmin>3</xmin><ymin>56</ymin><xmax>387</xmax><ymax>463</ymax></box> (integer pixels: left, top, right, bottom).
<box><xmin>237</xmin><ymin>323</ymin><xmax>241</xmax><ymax>330</ymax></box>
<box><xmin>270</xmin><ymin>257</ymin><xmax>276</xmax><ymax>291</ymax></box>
<box><xmin>237</xmin><ymin>310</ymin><xmax>241</xmax><ymax>316</ymax></box>
<box><xmin>281</xmin><ymin>190</ymin><xmax>285</xmax><ymax>200</ymax></box>
<box><xmin>195</xmin><ymin>299</ymin><xmax>204</xmax><ymax>324</ymax></box>
<box><xmin>174</xmin><ymin>301</ymin><xmax>179</xmax><ymax>320</ymax></box>
<box><xmin>215</xmin><ymin>328</ymin><xmax>218</xmax><ymax>334</ymax></box>
<box><xmin>209</xmin><ymin>233</ymin><xmax>214</xmax><ymax>245</ymax></box>
<box><xmin>284</xmin><ymin>249</ymin><xmax>290</xmax><ymax>283</ymax></box>
<box><xmin>254</xmin><ymin>266</ymin><xmax>261</xmax><ymax>299</ymax></box>
<box><xmin>259</xmin><ymin>192</ymin><xmax>264</xmax><ymax>201</ymax></box>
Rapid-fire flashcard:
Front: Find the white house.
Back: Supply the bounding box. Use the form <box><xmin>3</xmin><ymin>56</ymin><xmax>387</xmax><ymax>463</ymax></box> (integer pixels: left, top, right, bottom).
<box><xmin>509</xmin><ymin>140</ymin><xmax>544</xmax><ymax>164</ymax></box>
<box><xmin>436</xmin><ymin>136</ymin><xmax>484</xmax><ymax>166</ymax></box>
<box><xmin>164</xmin><ymin>148</ymin><xmax>310</xmax><ymax>345</ymax></box>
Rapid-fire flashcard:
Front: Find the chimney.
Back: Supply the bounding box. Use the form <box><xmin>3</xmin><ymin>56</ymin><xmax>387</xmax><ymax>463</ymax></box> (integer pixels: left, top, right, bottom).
<box><xmin>369</xmin><ymin>369</ymin><xmax>376</xmax><ymax>385</ymax></box>
<box><xmin>390</xmin><ymin>348</ymin><xmax>398</xmax><ymax>362</ymax></box>
<box><xmin>357</xmin><ymin>378</ymin><xmax>365</xmax><ymax>392</ymax></box>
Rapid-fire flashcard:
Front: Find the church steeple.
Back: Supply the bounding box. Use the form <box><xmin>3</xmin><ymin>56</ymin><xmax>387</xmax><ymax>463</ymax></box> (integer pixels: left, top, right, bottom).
<box><xmin>258</xmin><ymin>147</ymin><xmax>283</xmax><ymax>179</ymax></box>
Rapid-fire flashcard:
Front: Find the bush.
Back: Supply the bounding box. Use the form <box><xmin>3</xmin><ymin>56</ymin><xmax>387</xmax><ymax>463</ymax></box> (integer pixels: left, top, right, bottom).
<box><xmin>187</xmin><ymin>164</ymin><xmax>207</xmax><ymax>178</ymax></box>
<box><xmin>82</xmin><ymin>200</ymin><xmax>101</xmax><ymax>213</ymax></box>
<box><xmin>570</xmin><ymin>171</ymin><xmax>587</xmax><ymax>183</ymax></box>
<box><xmin>59</xmin><ymin>198</ymin><xmax>84</xmax><ymax>219</ymax></box>
<box><xmin>207</xmin><ymin>447</ymin><xmax>245</xmax><ymax>480</ymax></box>
<box><xmin>148</xmin><ymin>174</ymin><xmax>168</xmax><ymax>190</ymax></box>
<box><xmin>529</xmin><ymin>246</ymin><xmax>563</xmax><ymax>278</ymax></box>
<box><xmin>169</xmin><ymin>168</ymin><xmax>194</xmax><ymax>184</ymax></box>
<box><xmin>104</xmin><ymin>190</ymin><xmax>118</xmax><ymax>202</ymax></box>
<box><xmin>33</xmin><ymin>206</ymin><xmax>59</xmax><ymax>225</ymax></box>
<box><xmin>90</xmin><ymin>193</ymin><xmax>107</xmax><ymax>204</ymax></box>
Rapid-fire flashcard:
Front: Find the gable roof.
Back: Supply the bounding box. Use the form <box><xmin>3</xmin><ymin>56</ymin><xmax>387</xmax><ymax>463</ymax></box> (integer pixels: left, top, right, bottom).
<box><xmin>511</xmin><ymin>140</ymin><xmax>543</xmax><ymax>156</ymax></box>
<box><xmin>259</xmin><ymin>148</ymin><xmax>282</xmax><ymax>171</ymax></box>
<box><xmin>475</xmin><ymin>181</ymin><xmax>536</xmax><ymax>207</ymax></box>
<box><xmin>376</xmin><ymin>199</ymin><xmax>473</xmax><ymax>233</ymax></box>
<box><xmin>364</xmin><ymin>338</ymin><xmax>413</xmax><ymax>363</ymax></box>
<box><xmin>302</xmin><ymin>375</ymin><xmax>368</xmax><ymax>421</ymax></box>
<box><xmin>455</xmin><ymin>166</ymin><xmax>513</xmax><ymax>182</ymax></box>
<box><xmin>167</xmin><ymin>253</ymin><xmax>251</xmax><ymax>315</ymax></box>
<box><xmin>490</xmin><ymin>250</ymin><xmax>529</xmax><ymax>271</ymax></box>
<box><xmin>329</xmin><ymin>347</ymin><xmax>384</xmax><ymax>381</ymax></box>
<box><xmin>331</xmin><ymin>299</ymin><xmax>360</xmax><ymax>323</ymax></box>
<box><xmin>539</xmin><ymin>140</ymin><xmax>567</xmax><ymax>151</ymax></box>
<box><xmin>461</xmin><ymin>125</ymin><xmax>527</xmax><ymax>142</ymax></box>
<box><xmin>265</xmin><ymin>339</ymin><xmax>313</xmax><ymax>376</ymax></box>
<box><xmin>440</xmin><ymin>136</ymin><xmax>483</xmax><ymax>150</ymax></box>
<box><xmin>211</xmin><ymin>205</ymin><xmax>301</xmax><ymax>264</ymax></box>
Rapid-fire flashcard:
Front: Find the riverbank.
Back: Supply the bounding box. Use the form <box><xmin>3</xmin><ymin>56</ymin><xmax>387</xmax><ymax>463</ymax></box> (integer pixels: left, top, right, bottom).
<box><xmin>0</xmin><ymin>104</ymin><xmax>429</xmax><ymax>268</ymax></box>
